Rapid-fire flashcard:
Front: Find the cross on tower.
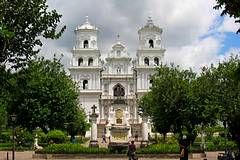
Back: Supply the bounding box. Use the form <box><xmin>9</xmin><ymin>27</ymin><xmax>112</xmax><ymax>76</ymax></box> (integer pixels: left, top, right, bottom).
<box><xmin>117</xmin><ymin>34</ymin><xmax>121</xmax><ymax>44</ymax></box>
<box><xmin>91</xmin><ymin>105</ymin><xmax>97</xmax><ymax>114</ymax></box>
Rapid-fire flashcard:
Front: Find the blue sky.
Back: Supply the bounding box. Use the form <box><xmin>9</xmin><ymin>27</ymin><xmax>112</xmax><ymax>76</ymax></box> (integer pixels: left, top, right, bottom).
<box><xmin>41</xmin><ymin>0</ymin><xmax>240</xmax><ymax>71</ymax></box>
<box><xmin>221</xmin><ymin>32</ymin><xmax>240</xmax><ymax>54</ymax></box>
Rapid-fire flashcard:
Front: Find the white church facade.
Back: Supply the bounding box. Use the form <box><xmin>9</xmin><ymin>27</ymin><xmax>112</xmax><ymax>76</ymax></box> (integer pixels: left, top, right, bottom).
<box><xmin>68</xmin><ymin>16</ymin><xmax>165</xmax><ymax>141</ymax></box>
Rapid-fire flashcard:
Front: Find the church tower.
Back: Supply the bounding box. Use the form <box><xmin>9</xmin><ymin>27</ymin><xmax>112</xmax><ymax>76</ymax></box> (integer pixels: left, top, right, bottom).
<box><xmin>135</xmin><ymin>17</ymin><xmax>165</xmax><ymax>98</ymax></box>
<box><xmin>69</xmin><ymin>16</ymin><xmax>102</xmax><ymax>114</ymax></box>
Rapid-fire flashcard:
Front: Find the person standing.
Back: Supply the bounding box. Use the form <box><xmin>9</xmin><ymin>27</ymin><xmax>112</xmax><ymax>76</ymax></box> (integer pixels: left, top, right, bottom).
<box><xmin>179</xmin><ymin>135</ymin><xmax>190</xmax><ymax>160</ymax></box>
<box><xmin>102</xmin><ymin>133</ymin><xmax>107</xmax><ymax>143</ymax></box>
<box><xmin>127</xmin><ymin>141</ymin><xmax>137</xmax><ymax>160</ymax></box>
<box><xmin>134</xmin><ymin>132</ymin><xmax>138</xmax><ymax>142</ymax></box>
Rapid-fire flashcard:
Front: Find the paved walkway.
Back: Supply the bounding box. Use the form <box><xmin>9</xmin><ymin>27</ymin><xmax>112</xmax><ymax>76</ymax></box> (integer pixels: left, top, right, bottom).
<box><xmin>0</xmin><ymin>151</ymin><xmax>220</xmax><ymax>160</ymax></box>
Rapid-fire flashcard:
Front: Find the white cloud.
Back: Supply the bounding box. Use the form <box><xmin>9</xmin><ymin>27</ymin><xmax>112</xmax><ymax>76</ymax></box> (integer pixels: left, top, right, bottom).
<box><xmin>39</xmin><ymin>39</ymin><xmax>72</xmax><ymax>72</ymax></box>
<box><xmin>148</xmin><ymin>0</ymin><xmax>220</xmax><ymax>47</ymax></box>
<box><xmin>42</xmin><ymin>0</ymin><xmax>237</xmax><ymax>72</ymax></box>
<box><xmin>165</xmin><ymin>35</ymin><xmax>223</xmax><ymax>71</ymax></box>
<box><xmin>218</xmin><ymin>16</ymin><xmax>239</xmax><ymax>33</ymax></box>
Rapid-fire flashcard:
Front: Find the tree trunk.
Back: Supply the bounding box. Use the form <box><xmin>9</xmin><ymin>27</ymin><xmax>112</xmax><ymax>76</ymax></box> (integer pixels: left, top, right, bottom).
<box><xmin>163</xmin><ymin>133</ymin><xmax>166</xmax><ymax>143</ymax></box>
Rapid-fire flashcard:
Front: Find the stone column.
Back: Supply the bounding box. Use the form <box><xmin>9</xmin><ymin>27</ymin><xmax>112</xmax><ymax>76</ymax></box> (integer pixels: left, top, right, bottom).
<box><xmin>141</xmin><ymin>115</ymin><xmax>149</xmax><ymax>148</ymax></box>
<box><xmin>134</xmin><ymin>105</ymin><xmax>137</xmax><ymax>119</ymax></box>
<box><xmin>89</xmin><ymin>105</ymin><xmax>99</xmax><ymax>148</ymax></box>
<box><xmin>89</xmin><ymin>114</ymin><xmax>98</xmax><ymax>147</ymax></box>
<box><xmin>105</xmin><ymin>122</ymin><xmax>111</xmax><ymax>139</ymax></box>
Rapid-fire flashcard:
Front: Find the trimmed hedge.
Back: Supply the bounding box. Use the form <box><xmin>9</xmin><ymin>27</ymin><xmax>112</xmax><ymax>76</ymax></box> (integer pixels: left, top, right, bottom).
<box><xmin>137</xmin><ymin>144</ymin><xmax>179</xmax><ymax>154</ymax></box>
<box><xmin>0</xmin><ymin>142</ymin><xmax>12</xmax><ymax>150</ymax></box>
<box><xmin>0</xmin><ymin>142</ymin><xmax>32</xmax><ymax>151</ymax></box>
<box><xmin>38</xmin><ymin>143</ymin><xmax>110</xmax><ymax>154</ymax></box>
<box><xmin>0</xmin><ymin>131</ymin><xmax>11</xmax><ymax>143</ymax></box>
<box><xmin>205</xmin><ymin>141</ymin><xmax>237</xmax><ymax>151</ymax></box>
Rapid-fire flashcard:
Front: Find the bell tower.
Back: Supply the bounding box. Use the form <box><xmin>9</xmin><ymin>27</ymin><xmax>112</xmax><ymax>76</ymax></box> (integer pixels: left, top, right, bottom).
<box><xmin>74</xmin><ymin>16</ymin><xmax>98</xmax><ymax>50</ymax></box>
<box><xmin>135</xmin><ymin>17</ymin><xmax>165</xmax><ymax>97</ymax></box>
<box><xmin>69</xmin><ymin>16</ymin><xmax>101</xmax><ymax>115</ymax></box>
<box><xmin>138</xmin><ymin>16</ymin><xmax>162</xmax><ymax>50</ymax></box>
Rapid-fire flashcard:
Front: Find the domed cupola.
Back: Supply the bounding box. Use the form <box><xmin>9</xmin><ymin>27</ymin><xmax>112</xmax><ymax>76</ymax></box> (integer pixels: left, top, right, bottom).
<box><xmin>138</xmin><ymin>16</ymin><xmax>163</xmax><ymax>49</ymax></box>
<box><xmin>73</xmin><ymin>16</ymin><xmax>98</xmax><ymax>49</ymax></box>
<box><xmin>75</xmin><ymin>16</ymin><xmax>98</xmax><ymax>31</ymax></box>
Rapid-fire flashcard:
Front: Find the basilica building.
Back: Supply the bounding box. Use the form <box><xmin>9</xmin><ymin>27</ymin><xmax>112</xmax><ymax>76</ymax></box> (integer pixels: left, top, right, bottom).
<box><xmin>69</xmin><ymin>16</ymin><xmax>165</xmax><ymax>141</ymax></box>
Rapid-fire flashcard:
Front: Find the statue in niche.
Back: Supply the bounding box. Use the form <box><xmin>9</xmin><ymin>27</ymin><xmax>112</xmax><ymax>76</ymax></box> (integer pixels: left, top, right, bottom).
<box><xmin>91</xmin><ymin>40</ymin><xmax>96</xmax><ymax>48</ymax></box>
<box><xmin>114</xmin><ymin>84</ymin><xmax>125</xmax><ymax>97</ymax></box>
<box><xmin>116</xmin><ymin>67</ymin><xmax>121</xmax><ymax>73</ymax></box>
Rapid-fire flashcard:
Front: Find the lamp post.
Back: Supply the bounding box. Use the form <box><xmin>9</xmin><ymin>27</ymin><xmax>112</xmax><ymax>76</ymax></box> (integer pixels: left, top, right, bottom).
<box><xmin>10</xmin><ymin>114</ymin><xmax>17</xmax><ymax>160</ymax></box>
<box><xmin>222</xmin><ymin>113</ymin><xmax>227</xmax><ymax>155</ymax></box>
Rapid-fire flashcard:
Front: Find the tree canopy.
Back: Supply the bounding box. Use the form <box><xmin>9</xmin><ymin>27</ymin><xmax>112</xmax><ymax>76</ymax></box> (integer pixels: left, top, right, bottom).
<box><xmin>138</xmin><ymin>64</ymin><xmax>219</xmax><ymax>143</ymax></box>
<box><xmin>0</xmin><ymin>0</ymin><xmax>66</xmax><ymax>68</ymax></box>
<box><xmin>8</xmin><ymin>57</ymin><xmax>84</xmax><ymax>133</ymax></box>
<box><xmin>209</xmin><ymin>55</ymin><xmax>240</xmax><ymax>151</ymax></box>
<box><xmin>214</xmin><ymin>0</ymin><xmax>240</xmax><ymax>34</ymax></box>
<box><xmin>0</xmin><ymin>66</ymin><xmax>14</xmax><ymax>129</ymax></box>
<box><xmin>138</xmin><ymin>54</ymin><xmax>240</xmax><ymax>152</ymax></box>
<box><xmin>66</xmin><ymin>109</ymin><xmax>90</xmax><ymax>137</ymax></box>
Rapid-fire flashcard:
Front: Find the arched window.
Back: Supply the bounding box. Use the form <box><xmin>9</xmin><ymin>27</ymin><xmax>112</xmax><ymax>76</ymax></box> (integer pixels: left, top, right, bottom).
<box><xmin>113</xmin><ymin>84</ymin><xmax>125</xmax><ymax>97</ymax></box>
<box><xmin>144</xmin><ymin>57</ymin><xmax>149</xmax><ymax>66</ymax></box>
<box><xmin>149</xmin><ymin>79</ymin><xmax>153</xmax><ymax>89</ymax></box>
<box><xmin>149</xmin><ymin>39</ymin><xmax>154</xmax><ymax>48</ymax></box>
<box><xmin>154</xmin><ymin>57</ymin><xmax>159</xmax><ymax>66</ymax></box>
<box><xmin>83</xmin><ymin>80</ymin><xmax>88</xmax><ymax>89</ymax></box>
<box><xmin>83</xmin><ymin>40</ymin><xmax>89</xmax><ymax>48</ymax></box>
<box><xmin>88</xmin><ymin>58</ymin><xmax>93</xmax><ymax>66</ymax></box>
<box><xmin>78</xmin><ymin>58</ymin><xmax>83</xmax><ymax>66</ymax></box>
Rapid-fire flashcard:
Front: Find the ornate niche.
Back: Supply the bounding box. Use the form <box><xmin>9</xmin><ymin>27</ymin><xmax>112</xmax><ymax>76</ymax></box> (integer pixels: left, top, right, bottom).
<box><xmin>115</xmin><ymin>108</ymin><xmax>123</xmax><ymax>124</ymax></box>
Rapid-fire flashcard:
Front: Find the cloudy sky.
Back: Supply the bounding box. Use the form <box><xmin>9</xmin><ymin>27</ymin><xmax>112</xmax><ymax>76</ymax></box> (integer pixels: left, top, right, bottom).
<box><xmin>41</xmin><ymin>0</ymin><xmax>240</xmax><ymax>72</ymax></box>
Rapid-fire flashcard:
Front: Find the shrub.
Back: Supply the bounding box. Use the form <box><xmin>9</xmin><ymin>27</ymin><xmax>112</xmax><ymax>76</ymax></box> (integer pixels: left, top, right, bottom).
<box><xmin>0</xmin><ymin>131</ymin><xmax>11</xmax><ymax>142</ymax></box>
<box><xmin>205</xmin><ymin>140</ymin><xmax>237</xmax><ymax>151</ymax></box>
<box><xmin>137</xmin><ymin>143</ymin><xmax>179</xmax><ymax>154</ymax></box>
<box><xmin>0</xmin><ymin>142</ymin><xmax>12</xmax><ymax>150</ymax></box>
<box><xmin>76</xmin><ymin>136</ymin><xmax>89</xmax><ymax>144</ymax></box>
<box><xmin>38</xmin><ymin>143</ymin><xmax>110</xmax><ymax>154</ymax></box>
<box><xmin>38</xmin><ymin>132</ymin><xmax>47</xmax><ymax>146</ymax></box>
<box><xmin>15</xmin><ymin>127</ymin><xmax>34</xmax><ymax>147</ymax></box>
<box><xmin>46</xmin><ymin>130</ymin><xmax>67</xmax><ymax>144</ymax></box>
<box><xmin>211</xmin><ymin>136</ymin><xmax>225</xmax><ymax>145</ymax></box>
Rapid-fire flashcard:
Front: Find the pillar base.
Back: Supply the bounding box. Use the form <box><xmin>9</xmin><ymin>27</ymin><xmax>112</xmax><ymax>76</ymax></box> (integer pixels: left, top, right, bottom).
<box><xmin>89</xmin><ymin>140</ymin><xmax>99</xmax><ymax>148</ymax></box>
<box><xmin>140</xmin><ymin>140</ymin><xmax>149</xmax><ymax>148</ymax></box>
